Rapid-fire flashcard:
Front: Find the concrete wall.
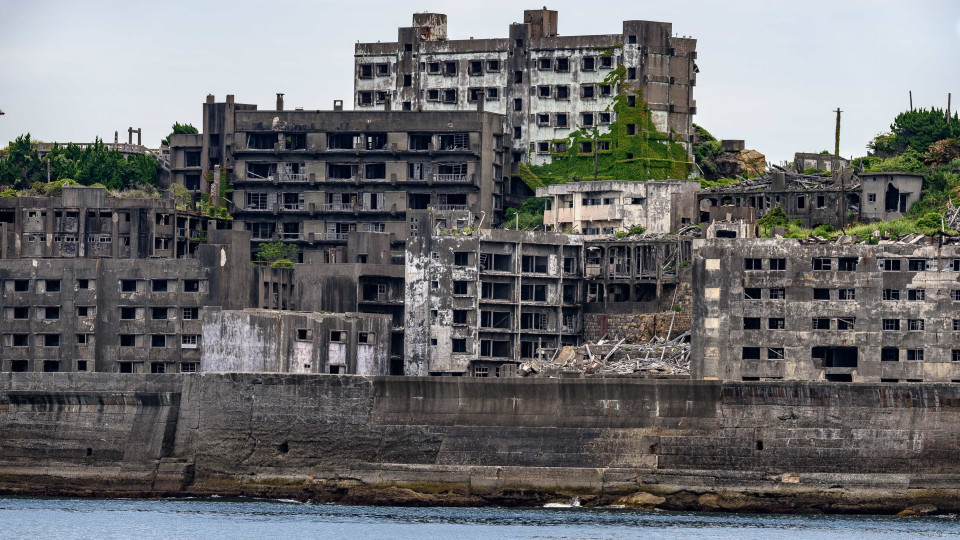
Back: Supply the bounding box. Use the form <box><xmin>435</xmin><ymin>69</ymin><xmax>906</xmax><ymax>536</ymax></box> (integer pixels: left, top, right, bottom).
<box><xmin>693</xmin><ymin>238</ymin><xmax>960</xmax><ymax>382</ymax></box>
<box><xmin>4</xmin><ymin>373</ymin><xmax>960</xmax><ymax>513</ymax></box>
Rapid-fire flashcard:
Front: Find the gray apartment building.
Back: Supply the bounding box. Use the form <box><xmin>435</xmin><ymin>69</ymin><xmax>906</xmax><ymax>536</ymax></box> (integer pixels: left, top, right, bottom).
<box><xmin>0</xmin><ymin>229</ymin><xmax>252</xmax><ymax>374</ymax></box>
<box><xmin>218</xmin><ymin>104</ymin><xmax>505</xmax><ymax>261</ymax></box>
<box><xmin>405</xmin><ymin>226</ymin><xmax>584</xmax><ymax>376</ymax></box>
<box><xmin>0</xmin><ymin>186</ymin><xmax>215</xmax><ymax>260</ymax></box>
<box><xmin>355</xmin><ymin>9</ymin><xmax>698</xmax><ymax>194</ymax></box>
<box><xmin>692</xmin><ymin>237</ymin><xmax>960</xmax><ymax>383</ymax></box>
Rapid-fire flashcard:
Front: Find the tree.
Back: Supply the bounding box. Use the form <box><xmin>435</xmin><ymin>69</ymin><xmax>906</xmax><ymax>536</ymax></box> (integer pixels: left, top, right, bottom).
<box><xmin>255</xmin><ymin>241</ymin><xmax>298</xmax><ymax>263</ymax></box>
<box><xmin>161</xmin><ymin>122</ymin><xmax>199</xmax><ymax>146</ymax></box>
<box><xmin>870</xmin><ymin>108</ymin><xmax>960</xmax><ymax>156</ymax></box>
<box><xmin>0</xmin><ymin>134</ymin><xmax>43</xmax><ymax>188</ymax></box>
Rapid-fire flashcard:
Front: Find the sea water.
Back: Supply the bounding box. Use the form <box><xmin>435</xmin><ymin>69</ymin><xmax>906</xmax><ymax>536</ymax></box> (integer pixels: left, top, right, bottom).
<box><xmin>1</xmin><ymin>497</ymin><xmax>959</xmax><ymax>539</ymax></box>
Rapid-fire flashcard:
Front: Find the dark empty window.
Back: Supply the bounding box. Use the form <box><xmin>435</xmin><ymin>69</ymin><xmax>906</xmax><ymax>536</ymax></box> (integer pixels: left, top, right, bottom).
<box><xmin>812</xmin><ymin>318</ymin><xmax>830</xmax><ymax>330</ymax></box>
<box><xmin>908</xmin><ymin>259</ymin><xmax>927</xmax><ymax>271</ymax></box>
<box><xmin>13</xmin><ymin>279</ymin><xmax>29</xmax><ymax>292</ymax></box>
<box><xmin>121</xmin><ymin>280</ymin><xmax>137</xmax><ymax>292</ymax></box>
<box><xmin>882</xmin><ymin>289</ymin><xmax>900</xmax><ymax>301</ymax></box>
<box><xmin>120</xmin><ymin>307</ymin><xmax>137</xmax><ymax>320</ymax></box>
<box><xmin>838</xmin><ymin>258</ymin><xmax>858</xmax><ymax>271</ymax></box>
<box><xmin>768</xmin><ymin>318</ymin><xmax>785</xmax><ymax>330</ymax></box>
<box><xmin>882</xmin><ymin>347</ymin><xmax>899</xmax><ymax>362</ymax></box>
<box><xmin>151</xmin><ymin>307</ymin><xmax>168</xmax><ymax>320</ymax></box>
<box><xmin>151</xmin><ymin>335</ymin><xmax>166</xmax><ymax>348</ymax></box>
<box><xmin>744</xmin><ymin>258</ymin><xmax>762</xmax><ymax>270</ymax></box>
<box><xmin>769</xmin><ymin>258</ymin><xmax>786</xmax><ymax>270</ymax></box>
<box><xmin>743</xmin><ymin>317</ymin><xmax>761</xmax><ymax>330</ymax></box>
<box><xmin>744</xmin><ymin>288</ymin><xmax>762</xmax><ymax>300</ymax></box>
<box><xmin>813</xmin><ymin>288</ymin><xmax>830</xmax><ymax>300</ymax></box>
<box><xmin>12</xmin><ymin>307</ymin><xmax>28</xmax><ymax>319</ymax></box>
<box><xmin>453</xmin><ymin>281</ymin><xmax>468</xmax><ymax>295</ymax></box>
<box><xmin>452</xmin><ymin>338</ymin><xmax>467</xmax><ymax>353</ymax></box>
<box><xmin>43</xmin><ymin>334</ymin><xmax>59</xmax><ymax>347</ymax></box>
<box><xmin>45</xmin><ymin>279</ymin><xmax>60</xmax><ymax>292</ymax></box>
<box><xmin>812</xmin><ymin>258</ymin><xmax>832</xmax><ymax>270</ymax></box>
<box><xmin>184</xmin><ymin>280</ymin><xmax>200</xmax><ymax>292</ymax></box>
<box><xmin>742</xmin><ymin>347</ymin><xmax>761</xmax><ymax>360</ymax></box>
<box><xmin>453</xmin><ymin>310</ymin><xmax>468</xmax><ymax>325</ymax></box>
<box><xmin>152</xmin><ymin>280</ymin><xmax>168</xmax><ymax>292</ymax></box>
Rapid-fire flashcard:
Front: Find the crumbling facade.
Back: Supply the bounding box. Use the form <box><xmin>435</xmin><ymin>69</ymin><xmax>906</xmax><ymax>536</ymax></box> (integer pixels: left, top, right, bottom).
<box><xmin>0</xmin><ymin>186</ymin><xmax>215</xmax><ymax>260</ymax></box>
<box><xmin>405</xmin><ymin>227</ymin><xmax>584</xmax><ymax>376</ymax></box>
<box><xmin>0</xmin><ymin>229</ymin><xmax>252</xmax><ymax>374</ymax></box>
<box><xmin>537</xmin><ymin>180</ymin><xmax>699</xmax><ymax>234</ymax></box>
<box><xmin>225</xmin><ymin>106</ymin><xmax>504</xmax><ymax>260</ymax></box>
<box><xmin>355</xmin><ymin>9</ymin><xmax>697</xmax><ymax>194</ymax></box>
<box><xmin>698</xmin><ymin>170</ymin><xmax>922</xmax><ymax>228</ymax></box>
<box><xmin>693</xmin><ymin>237</ymin><xmax>960</xmax><ymax>383</ymax></box>
<box><xmin>201</xmin><ymin>309</ymin><xmax>390</xmax><ymax>375</ymax></box>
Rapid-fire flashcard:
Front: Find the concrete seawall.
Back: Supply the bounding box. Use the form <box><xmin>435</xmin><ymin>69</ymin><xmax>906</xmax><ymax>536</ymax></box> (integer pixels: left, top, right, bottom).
<box><xmin>1</xmin><ymin>373</ymin><xmax>959</xmax><ymax>513</ymax></box>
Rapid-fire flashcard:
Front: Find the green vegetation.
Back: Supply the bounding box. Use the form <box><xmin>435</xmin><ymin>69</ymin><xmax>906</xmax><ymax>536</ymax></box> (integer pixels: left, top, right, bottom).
<box><xmin>255</xmin><ymin>242</ymin><xmax>298</xmax><ymax>267</ymax></box>
<box><xmin>699</xmin><ymin>177</ymin><xmax>741</xmax><ymax>189</ymax></box>
<box><xmin>161</xmin><ymin>122</ymin><xmax>199</xmax><ymax>146</ymax></box>
<box><xmin>195</xmin><ymin>170</ymin><xmax>232</xmax><ymax>219</ymax></box>
<box><xmin>692</xmin><ymin>124</ymin><xmax>723</xmax><ymax>179</ymax></box>
<box><xmin>524</xmin><ymin>64</ymin><xmax>691</xmax><ymax>185</ymax></box>
<box><xmin>0</xmin><ymin>134</ymin><xmax>160</xmax><ymax>191</ymax></box>
<box><xmin>503</xmin><ymin>197</ymin><xmax>547</xmax><ymax>230</ymax></box>
<box><xmin>869</xmin><ymin>108</ymin><xmax>960</xmax><ymax>156</ymax></box>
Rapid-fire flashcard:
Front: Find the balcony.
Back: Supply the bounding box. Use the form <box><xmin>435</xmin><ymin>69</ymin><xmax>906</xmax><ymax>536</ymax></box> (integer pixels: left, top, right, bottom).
<box><xmin>326</xmin><ymin>176</ymin><xmax>357</xmax><ymax>183</ymax></box>
<box><xmin>279</xmin><ymin>232</ymin><xmax>303</xmax><ymax>241</ymax></box>
<box><xmin>321</xmin><ymin>203</ymin><xmax>354</xmax><ymax>212</ymax></box>
<box><xmin>245</xmin><ymin>205</ymin><xmax>271</xmax><ymax>212</ymax></box>
<box><xmin>282</xmin><ymin>172</ymin><xmax>308</xmax><ymax>182</ymax></box>
<box><xmin>319</xmin><ymin>232</ymin><xmax>349</xmax><ymax>241</ymax></box>
<box><xmin>282</xmin><ymin>202</ymin><xmax>305</xmax><ymax>211</ymax></box>
<box><xmin>434</xmin><ymin>204</ymin><xmax>469</xmax><ymax>211</ymax></box>
<box><xmin>433</xmin><ymin>174</ymin><xmax>470</xmax><ymax>183</ymax></box>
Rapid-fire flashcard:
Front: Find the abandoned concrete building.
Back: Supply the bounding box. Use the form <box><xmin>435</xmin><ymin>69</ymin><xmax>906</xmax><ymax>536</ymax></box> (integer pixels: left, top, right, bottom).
<box><xmin>0</xmin><ymin>229</ymin><xmax>252</xmax><ymax>374</ymax></box>
<box><xmin>584</xmin><ymin>234</ymin><xmax>694</xmax><ymax>311</ymax></box>
<box><xmin>692</xmin><ymin>237</ymin><xmax>960</xmax><ymax>383</ymax></box>
<box><xmin>220</xmin><ymin>103</ymin><xmax>505</xmax><ymax>261</ymax></box>
<box><xmin>537</xmin><ymin>180</ymin><xmax>699</xmax><ymax>234</ymax></box>
<box><xmin>793</xmin><ymin>152</ymin><xmax>850</xmax><ymax>173</ymax></box>
<box><xmin>354</xmin><ymin>9</ymin><xmax>698</xmax><ymax>198</ymax></box>
<box><xmin>404</xmin><ymin>228</ymin><xmax>584</xmax><ymax>377</ymax></box>
<box><xmin>0</xmin><ymin>186</ymin><xmax>217</xmax><ymax>260</ymax></box>
<box><xmin>201</xmin><ymin>308</ymin><xmax>391</xmax><ymax>375</ymax></box>
<box><xmin>698</xmin><ymin>170</ymin><xmax>922</xmax><ymax>228</ymax></box>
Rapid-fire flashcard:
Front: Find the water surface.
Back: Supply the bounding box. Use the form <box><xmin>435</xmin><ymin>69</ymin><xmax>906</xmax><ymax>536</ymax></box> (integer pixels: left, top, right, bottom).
<box><xmin>1</xmin><ymin>497</ymin><xmax>958</xmax><ymax>539</ymax></box>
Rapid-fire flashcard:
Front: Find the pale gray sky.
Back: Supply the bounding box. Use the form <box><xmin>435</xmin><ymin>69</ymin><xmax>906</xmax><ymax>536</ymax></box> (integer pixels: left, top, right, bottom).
<box><xmin>1</xmin><ymin>0</ymin><xmax>958</xmax><ymax>164</ymax></box>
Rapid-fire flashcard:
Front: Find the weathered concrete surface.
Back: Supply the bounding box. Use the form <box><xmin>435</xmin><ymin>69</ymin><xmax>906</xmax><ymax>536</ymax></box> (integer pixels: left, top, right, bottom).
<box><xmin>2</xmin><ymin>373</ymin><xmax>960</xmax><ymax>513</ymax></box>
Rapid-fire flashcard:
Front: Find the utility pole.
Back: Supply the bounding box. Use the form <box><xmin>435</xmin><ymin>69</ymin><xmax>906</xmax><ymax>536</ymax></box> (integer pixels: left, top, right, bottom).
<box><xmin>909</xmin><ymin>91</ymin><xmax>913</xmax><ymax>111</ymax></box>
<box><xmin>834</xmin><ymin>108</ymin><xmax>842</xmax><ymax>156</ymax></box>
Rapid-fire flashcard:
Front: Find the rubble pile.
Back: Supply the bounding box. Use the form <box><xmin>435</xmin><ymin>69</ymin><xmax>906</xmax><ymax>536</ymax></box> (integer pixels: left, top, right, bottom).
<box><xmin>521</xmin><ymin>331</ymin><xmax>691</xmax><ymax>378</ymax></box>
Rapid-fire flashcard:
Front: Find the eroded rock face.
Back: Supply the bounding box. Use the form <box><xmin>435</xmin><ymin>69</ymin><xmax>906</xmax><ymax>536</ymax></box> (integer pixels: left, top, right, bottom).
<box><xmin>614</xmin><ymin>491</ymin><xmax>666</xmax><ymax>509</ymax></box>
<box><xmin>714</xmin><ymin>149</ymin><xmax>767</xmax><ymax>179</ymax></box>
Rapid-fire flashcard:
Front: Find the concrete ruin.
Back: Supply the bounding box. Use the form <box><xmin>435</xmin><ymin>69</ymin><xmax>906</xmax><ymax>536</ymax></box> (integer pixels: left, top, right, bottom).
<box><xmin>0</xmin><ymin>229</ymin><xmax>252</xmax><ymax>374</ymax></box>
<box><xmin>698</xmin><ymin>170</ymin><xmax>923</xmax><ymax>228</ymax></box>
<box><xmin>0</xmin><ymin>185</ymin><xmax>216</xmax><ymax>259</ymax></box>
<box><xmin>537</xmin><ymin>180</ymin><xmax>699</xmax><ymax>234</ymax></box>
<box><xmin>693</xmin><ymin>236</ymin><xmax>960</xmax><ymax>383</ymax></box>
<box><xmin>201</xmin><ymin>309</ymin><xmax>390</xmax><ymax>375</ymax></box>
<box><xmin>355</xmin><ymin>9</ymin><xmax>698</xmax><ymax>197</ymax></box>
<box><xmin>405</xmin><ymin>227</ymin><xmax>584</xmax><ymax>376</ymax></box>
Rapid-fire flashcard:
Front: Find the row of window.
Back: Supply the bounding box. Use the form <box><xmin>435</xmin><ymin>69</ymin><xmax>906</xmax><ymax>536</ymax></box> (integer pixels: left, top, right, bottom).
<box><xmin>744</xmin><ymin>287</ymin><xmax>960</xmax><ymax>301</ymax></box>
<box><xmin>740</xmin><ymin>347</ymin><xmax>957</xmax><ymax>362</ymax></box>
<box><xmin>1</xmin><ymin>333</ymin><xmax>200</xmax><ymax>348</ymax></box>
<box><xmin>7</xmin><ymin>360</ymin><xmax>199</xmax><ymax>373</ymax></box>
<box><xmin>743</xmin><ymin>317</ymin><xmax>943</xmax><ymax>331</ymax></box>
<box><xmin>2</xmin><ymin>278</ymin><xmax>203</xmax><ymax>294</ymax></box>
<box><xmin>742</xmin><ymin>257</ymin><xmax>960</xmax><ymax>272</ymax></box>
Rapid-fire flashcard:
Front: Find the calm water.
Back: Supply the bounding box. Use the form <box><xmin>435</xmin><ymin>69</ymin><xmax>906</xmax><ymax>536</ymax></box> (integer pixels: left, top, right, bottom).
<box><xmin>2</xmin><ymin>497</ymin><xmax>960</xmax><ymax>539</ymax></box>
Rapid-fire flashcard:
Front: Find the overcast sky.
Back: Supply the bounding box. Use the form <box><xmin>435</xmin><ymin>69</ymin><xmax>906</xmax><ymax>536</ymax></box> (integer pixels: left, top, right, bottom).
<box><xmin>1</xmin><ymin>0</ymin><xmax>958</xmax><ymax>164</ymax></box>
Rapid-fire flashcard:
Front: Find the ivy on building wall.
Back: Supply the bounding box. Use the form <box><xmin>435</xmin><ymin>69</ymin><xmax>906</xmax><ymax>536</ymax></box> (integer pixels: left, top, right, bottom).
<box><xmin>522</xmin><ymin>63</ymin><xmax>692</xmax><ymax>188</ymax></box>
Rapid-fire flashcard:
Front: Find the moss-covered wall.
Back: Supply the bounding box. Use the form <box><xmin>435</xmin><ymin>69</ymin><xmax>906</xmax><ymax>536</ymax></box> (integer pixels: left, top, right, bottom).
<box><xmin>523</xmin><ymin>65</ymin><xmax>692</xmax><ymax>188</ymax></box>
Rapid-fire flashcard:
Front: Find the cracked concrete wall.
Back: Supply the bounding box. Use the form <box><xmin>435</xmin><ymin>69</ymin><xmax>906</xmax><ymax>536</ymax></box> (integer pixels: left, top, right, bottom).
<box><xmin>201</xmin><ymin>309</ymin><xmax>391</xmax><ymax>375</ymax></box>
<box><xmin>693</xmin><ymin>238</ymin><xmax>960</xmax><ymax>382</ymax></box>
<box><xmin>538</xmin><ymin>181</ymin><xmax>699</xmax><ymax>234</ymax></box>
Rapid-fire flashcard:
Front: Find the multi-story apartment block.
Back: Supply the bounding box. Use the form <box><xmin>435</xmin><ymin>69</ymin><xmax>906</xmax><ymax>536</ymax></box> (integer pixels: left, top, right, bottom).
<box><xmin>584</xmin><ymin>235</ymin><xmax>693</xmax><ymax>310</ymax></box>
<box><xmin>0</xmin><ymin>229</ymin><xmax>252</xmax><ymax>374</ymax></box>
<box><xmin>537</xmin><ymin>180</ymin><xmax>699</xmax><ymax>234</ymax></box>
<box><xmin>168</xmin><ymin>132</ymin><xmax>203</xmax><ymax>196</ymax></box>
<box><xmin>355</xmin><ymin>9</ymin><xmax>697</xmax><ymax>189</ymax></box>
<box><xmin>698</xmin><ymin>171</ymin><xmax>923</xmax><ymax>228</ymax></box>
<box><xmin>222</xmin><ymin>105</ymin><xmax>504</xmax><ymax>260</ymax></box>
<box><xmin>693</xmin><ymin>238</ymin><xmax>960</xmax><ymax>383</ymax></box>
<box><xmin>405</xmin><ymin>227</ymin><xmax>584</xmax><ymax>377</ymax></box>
<box><xmin>0</xmin><ymin>186</ymin><xmax>214</xmax><ymax>260</ymax></box>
